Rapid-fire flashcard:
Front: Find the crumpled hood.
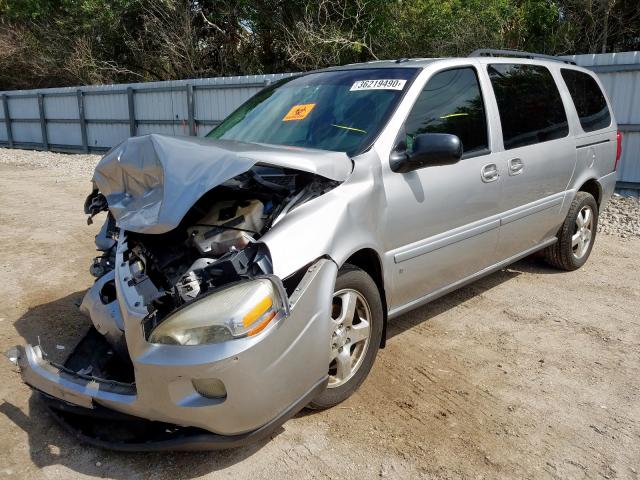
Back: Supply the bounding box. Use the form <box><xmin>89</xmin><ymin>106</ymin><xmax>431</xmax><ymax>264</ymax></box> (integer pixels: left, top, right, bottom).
<box><xmin>92</xmin><ymin>134</ymin><xmax>351</xmax><ymax>234</ymax></box>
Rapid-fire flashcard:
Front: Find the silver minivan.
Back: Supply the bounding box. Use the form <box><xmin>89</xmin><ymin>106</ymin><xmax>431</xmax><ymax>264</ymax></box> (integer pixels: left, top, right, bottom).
<box><xmin>11</xmin><ymin>51</ymin><xmax>621</xmax><ymax>450</ymax></box>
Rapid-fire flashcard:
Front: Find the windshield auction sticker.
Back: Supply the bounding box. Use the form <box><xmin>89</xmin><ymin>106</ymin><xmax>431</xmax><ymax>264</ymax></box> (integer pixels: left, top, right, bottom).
<box><xmin>283</xmin><ymin>103</ymin><xmax>316</xmax><ymax>121</ymax></box>
<box><xmin>350</xmin><ymin>79</ymin><xmax>407</xmax><ymax>91</ymax></box>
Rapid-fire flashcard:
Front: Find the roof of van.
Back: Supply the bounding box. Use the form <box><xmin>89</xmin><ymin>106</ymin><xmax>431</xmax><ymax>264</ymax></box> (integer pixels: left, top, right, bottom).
<box><xmin>318</xmin><ymin>56</ymin><xmax>590</xmax><ymax>72</ymax></box>
<box><xmin>319</xmin><ymin>58</ymin><xmax>442</xmax><ymax>71</ymax></box>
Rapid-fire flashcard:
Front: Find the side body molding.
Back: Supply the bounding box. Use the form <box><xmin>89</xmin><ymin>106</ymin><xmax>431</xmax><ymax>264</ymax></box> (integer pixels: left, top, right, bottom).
<box><xmin>392</xmin><ymin>190</ymin><xmax>566</xmax><ymax>265</ymax></box>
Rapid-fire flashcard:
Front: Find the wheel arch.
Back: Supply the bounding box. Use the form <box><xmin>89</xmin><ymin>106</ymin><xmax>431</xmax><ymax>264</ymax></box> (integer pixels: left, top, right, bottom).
<box><xmin>578</xmin><ymin>178</ymin><xmax>602</xmax><ymax>207</ymax></box>
<box><xmin>342</xmin><ymin>248</ymin><xmax>388</xmax><ymax>348</ymax></box>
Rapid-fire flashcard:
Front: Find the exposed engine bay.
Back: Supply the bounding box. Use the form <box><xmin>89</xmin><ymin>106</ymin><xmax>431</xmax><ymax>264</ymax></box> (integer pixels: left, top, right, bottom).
<box><xmin>85</xmin><ymin>163</ymin><xmax>338</xmax><ymax>349</ymax></box>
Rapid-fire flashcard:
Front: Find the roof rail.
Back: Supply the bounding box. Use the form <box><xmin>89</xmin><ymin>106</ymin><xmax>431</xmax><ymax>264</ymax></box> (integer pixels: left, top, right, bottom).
<box><xmin>469</xmin><ymin>49</ymin><xmax>576</xmax><ymax>65</ymax></box>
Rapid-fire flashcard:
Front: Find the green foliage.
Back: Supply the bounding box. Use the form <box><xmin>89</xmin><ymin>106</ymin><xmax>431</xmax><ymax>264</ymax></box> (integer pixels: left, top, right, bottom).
<box><xmin>0</xmin><ymin>0</ymin><xmax>57</xmax><ymax>21</ymax></box>
<box><xmin>0</xmin><ymin>0</ymin><xmax>638</xmax><ymax>89</ymax></box>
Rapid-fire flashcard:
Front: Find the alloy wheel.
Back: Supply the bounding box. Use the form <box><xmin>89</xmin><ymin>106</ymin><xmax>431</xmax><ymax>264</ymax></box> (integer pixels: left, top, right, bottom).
<box><xmin>328</xmin><ymin>289</ymin><xmax>372</xmax><ymax>388</ymax></box>
<box><xmin>572</xmin><ymin>205</ymin><xmax>594</xmax><ymax>259</ymax></box>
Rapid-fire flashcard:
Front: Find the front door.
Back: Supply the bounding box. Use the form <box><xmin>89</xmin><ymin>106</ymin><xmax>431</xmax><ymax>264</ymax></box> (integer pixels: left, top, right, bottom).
<box><xmin>382</xmin><ymin>66</ymin><xmax>502</xmax><ymax>312</ymax></box>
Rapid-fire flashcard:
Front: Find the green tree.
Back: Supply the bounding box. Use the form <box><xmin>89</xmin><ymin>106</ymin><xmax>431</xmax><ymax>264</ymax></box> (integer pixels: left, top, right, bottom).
<box><xmin>0</xmin><ymin>0</ymin><xmax>638</xmax><ymax>90</ymax></box>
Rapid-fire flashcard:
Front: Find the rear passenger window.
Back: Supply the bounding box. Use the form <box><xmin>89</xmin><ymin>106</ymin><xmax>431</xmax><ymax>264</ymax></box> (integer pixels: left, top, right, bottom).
<box><xmin>404</xmin><ymin>67</ymin><xmax>488</xmax><ymax>155</ymax></box>
<box><xmin>561</xmin><ymin>69</ymin><xmax>611</xmax><ymax>132</ymax></box>
<box><xmin>488</xmin><ymin>64</ymin><xmax>568</xmax><ymax>150</ymax></box>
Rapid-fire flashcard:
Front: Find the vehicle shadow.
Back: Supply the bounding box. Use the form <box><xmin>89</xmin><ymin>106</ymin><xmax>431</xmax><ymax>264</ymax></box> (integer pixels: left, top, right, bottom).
<box><xmin>4</xmin><ymin>291</ymin><xmax>274</xmax><ymax>478</ymax></box>
<box><xmin>0</xmin><ymin>397</ymin><xmax>274</xmax><ymax>478</ymax></box>
<box><xmin>10</xmin><ymin>291</ymin><xmax>89</xmax><ymax>363</ymax></box>
<box><xmin>508</xmin><ymin>255</ymin><xmax>569</xmax><ymax>275</ymax></box>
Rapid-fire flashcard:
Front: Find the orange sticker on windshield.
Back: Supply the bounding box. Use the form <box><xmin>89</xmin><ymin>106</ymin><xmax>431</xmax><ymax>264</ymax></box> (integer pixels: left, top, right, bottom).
<box><xmin>283</xmin><ymin>103</ymin><xmax>316</xmax><ymax>121</ymax></box>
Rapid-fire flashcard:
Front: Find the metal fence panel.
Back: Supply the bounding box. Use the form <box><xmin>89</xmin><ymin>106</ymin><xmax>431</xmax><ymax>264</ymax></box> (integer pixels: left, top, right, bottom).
<box><xmin>136</xmin><ymin>122</ymin><xmax>188</xmax><ymax>137</ymax></box>
<box><xmin>84</xmin><ymin>92</ymin><xmax>128</xmax><ymax>119</ymax></box>
<box><xmin>7</xmin><ymin>96</ymin><xmax>38</xmax><ymax>119</ymax></box>
<box><xmin>135</xmin><ymin>89</ymin><xmax>187</xmax><ymax>121</ymax></box>
<box><xmin>44</xmin><ymin>95</ymin><xmax>77</xmax><ymax>119</ymax></box>
<box><xmin>12</xmin><ymin>122</ymin><xmax>41</xmax><ymax>144</ymax></box>
<box><xmin>619</xmin><ymin>133</ymin><xmax>640</xmax><ymax>186</ymax></box>
<box><xmin>48</xmin><ymin>122</ymin><xmax>82</xmax><ymax>146</ymax></box>
<box><xmin>0</xmin><ymin>72</ymin><xmax>293</xmax><ymax>153</ymax></box>
<box><xmin>193</xmin><ymin>85</ymin><xmax>264</xmax><ymax>136</ymax></box>
<box><xmin>600</xmin><ymin>73</ymin><xmax>640</xmax><ymax>125</ymax></box>
<box><xmin>87</xmin><ymin>123</ymin><xmax>129</xmax><ymax>150</ymax></box>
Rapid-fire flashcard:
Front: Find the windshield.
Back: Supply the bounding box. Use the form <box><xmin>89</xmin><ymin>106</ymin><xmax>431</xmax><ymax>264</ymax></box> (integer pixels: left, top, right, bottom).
<box><xmin>207</xmin><ymin>68</ymin><xmax>419</xmax><ymax>156</ymax></box>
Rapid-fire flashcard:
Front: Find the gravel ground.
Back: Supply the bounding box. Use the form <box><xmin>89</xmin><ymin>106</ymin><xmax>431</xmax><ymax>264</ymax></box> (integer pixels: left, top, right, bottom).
<box><xmin>598</xmin><ymin>194</ymin><xmax>640</xmax><ymax>238</ymax></box>
<box><xmin>1</xmin><ymin>148</ymin><xmax>639</xmax><ymax>480</ymax></box>
<box><xmin>0</xmin><ymin>148</ymin><xmax>100</xmax><ymax>179</ymax></box>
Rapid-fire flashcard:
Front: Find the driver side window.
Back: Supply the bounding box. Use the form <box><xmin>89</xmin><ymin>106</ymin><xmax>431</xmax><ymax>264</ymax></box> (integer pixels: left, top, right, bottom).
<box><xmin>405</xmin><ymin>67</ymin><xmax>489</xmax><ymax>156</ymax></box>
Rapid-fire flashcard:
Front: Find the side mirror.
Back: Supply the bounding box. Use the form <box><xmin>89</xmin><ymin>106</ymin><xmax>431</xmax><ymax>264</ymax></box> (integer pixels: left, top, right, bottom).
<box><xmin>390</xmin><ymin>133</ymin><xmax>463</xmax><ymax>173</ymax></box>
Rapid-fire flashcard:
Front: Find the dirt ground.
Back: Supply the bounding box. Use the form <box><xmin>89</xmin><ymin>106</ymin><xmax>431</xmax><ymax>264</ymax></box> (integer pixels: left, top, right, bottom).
<box><xmin>0</xmin><ymin>152</ymin><xmax>639</xmax><ymax>480</ymax></box>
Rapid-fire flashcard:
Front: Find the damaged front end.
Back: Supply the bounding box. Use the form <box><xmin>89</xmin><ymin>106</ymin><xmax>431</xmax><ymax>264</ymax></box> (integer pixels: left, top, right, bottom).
<box><xmin>11</xmin><ymin>134</ymin><xmax>346</xmax><ymax>450</ymax></box>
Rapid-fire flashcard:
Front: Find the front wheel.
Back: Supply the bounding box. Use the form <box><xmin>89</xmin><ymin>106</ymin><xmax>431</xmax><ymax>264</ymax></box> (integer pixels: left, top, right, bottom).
<box><xmin>307</xmin><ymin>264</ymin><xmax>383</xmax><ymax>410</ymax></box>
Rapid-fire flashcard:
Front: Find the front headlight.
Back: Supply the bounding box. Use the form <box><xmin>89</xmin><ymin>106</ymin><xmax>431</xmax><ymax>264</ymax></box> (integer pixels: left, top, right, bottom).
<box><xmin>148</xmin><ymin>277</ymin><xmax>287</xmax><ymax>346</ymax></box>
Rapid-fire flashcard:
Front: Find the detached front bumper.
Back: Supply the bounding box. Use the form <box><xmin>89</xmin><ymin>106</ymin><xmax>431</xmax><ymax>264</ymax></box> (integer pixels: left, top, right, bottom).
<box><xmin>37</xmin><ymin>379</ymin><xmax>326</xmax><ymax>452</ymax></box>
<box><xmin>13</xmin><ymin>256</ymin><xmax>337</xmax><ymax>450</ymax></box>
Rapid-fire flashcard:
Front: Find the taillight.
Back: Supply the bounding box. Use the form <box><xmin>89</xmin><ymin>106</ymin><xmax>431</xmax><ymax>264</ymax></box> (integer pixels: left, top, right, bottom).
<box><xmin>615</xmin><ymin>130</ymin><xmax>622</xmax><ymax>171</ymax></box>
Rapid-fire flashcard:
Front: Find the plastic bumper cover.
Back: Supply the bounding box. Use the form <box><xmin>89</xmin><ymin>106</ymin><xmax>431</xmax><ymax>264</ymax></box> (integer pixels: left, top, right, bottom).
<box><xmin>14</xmin><ymin>256</ymin><xmax>337</xmax><ymax>445</ymax></box>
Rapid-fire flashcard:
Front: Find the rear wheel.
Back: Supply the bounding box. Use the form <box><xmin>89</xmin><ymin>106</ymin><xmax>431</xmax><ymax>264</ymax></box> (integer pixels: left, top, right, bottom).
<box><xmin>543</xmin><ymin>191</ymin><xmax>598</xmax><ymax>271</ymax></box>
<box><xmin>307</xmin><ymin>264</ymin><xmax>383</xmax><ymax>410</ymax></box>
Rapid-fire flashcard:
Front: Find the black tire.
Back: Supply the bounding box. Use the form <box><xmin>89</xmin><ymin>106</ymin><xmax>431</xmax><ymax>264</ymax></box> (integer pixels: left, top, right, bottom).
<box><xmin>543</xmin><ymin>191</ymin><xmax>598</xmax><ymax>271</ymax></box>
<box><xmin>307</xmin><ymin>264</ymin><xmax>384</xmax><ymax>410</ymax></box>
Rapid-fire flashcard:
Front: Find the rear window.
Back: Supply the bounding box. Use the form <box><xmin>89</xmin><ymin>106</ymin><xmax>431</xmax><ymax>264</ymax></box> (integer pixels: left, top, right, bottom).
<box><xmin>488</xmin><ymin>64</ymin><xmax>569</xmax><ymax>150</ymax></box>
<box><xmin>561</xmin><ymin>69</ymin><xmax>611</xmax><ymax>132</ymax></box>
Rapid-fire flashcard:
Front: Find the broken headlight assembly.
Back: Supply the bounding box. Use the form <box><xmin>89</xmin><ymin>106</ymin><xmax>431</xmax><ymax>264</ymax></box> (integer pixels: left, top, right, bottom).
<box><xmin>148</xmin><ymin>277</ymin><xmax>288</xmax><ymax>346</ymax></box>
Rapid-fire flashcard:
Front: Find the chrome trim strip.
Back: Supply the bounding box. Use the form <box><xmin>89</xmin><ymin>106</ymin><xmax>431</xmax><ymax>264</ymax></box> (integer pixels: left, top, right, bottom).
<box><xmin>394</xmin><ymin>219</ymin><xmax>500</xmax><ymax>264</ymax></box>
<box><xmin>500</xmin><ymin>193</ymin><xmax>564</xmax><ymax>226</ymax></box>
<box><xmin>392</xmin><ymin>191</ymin><xmax>566</xmax><ymax>264</ymax></box>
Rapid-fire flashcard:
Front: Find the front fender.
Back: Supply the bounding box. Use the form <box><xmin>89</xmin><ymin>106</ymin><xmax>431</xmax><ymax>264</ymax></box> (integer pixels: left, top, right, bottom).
<box><xmin>261</xmin><ymin>151</ymin><xmax>386</xmax><ymax>280</ymax></box>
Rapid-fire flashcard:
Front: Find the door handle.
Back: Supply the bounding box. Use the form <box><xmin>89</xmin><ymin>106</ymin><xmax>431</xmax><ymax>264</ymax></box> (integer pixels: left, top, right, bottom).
<box><xmin>509</xmin><ymin>157</ymin><xmax>524</xmax><ymax>175</ymax></box>
<box><xmin>481</xmin><ymin>163</ymin><xmax>499</xmax><ymax>183</ymax></box>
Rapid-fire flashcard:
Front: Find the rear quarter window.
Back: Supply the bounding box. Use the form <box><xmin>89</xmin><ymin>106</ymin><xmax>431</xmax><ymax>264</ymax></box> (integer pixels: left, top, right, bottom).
<box><xmin>561</xmin><ymin>69</ymin><xmax>611</xmax><ymax>132</ymax></box>
<box><xmin>488</xmin><ymin>64</ymin><xmax>569</xmax><ymax>150</ymax></box>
